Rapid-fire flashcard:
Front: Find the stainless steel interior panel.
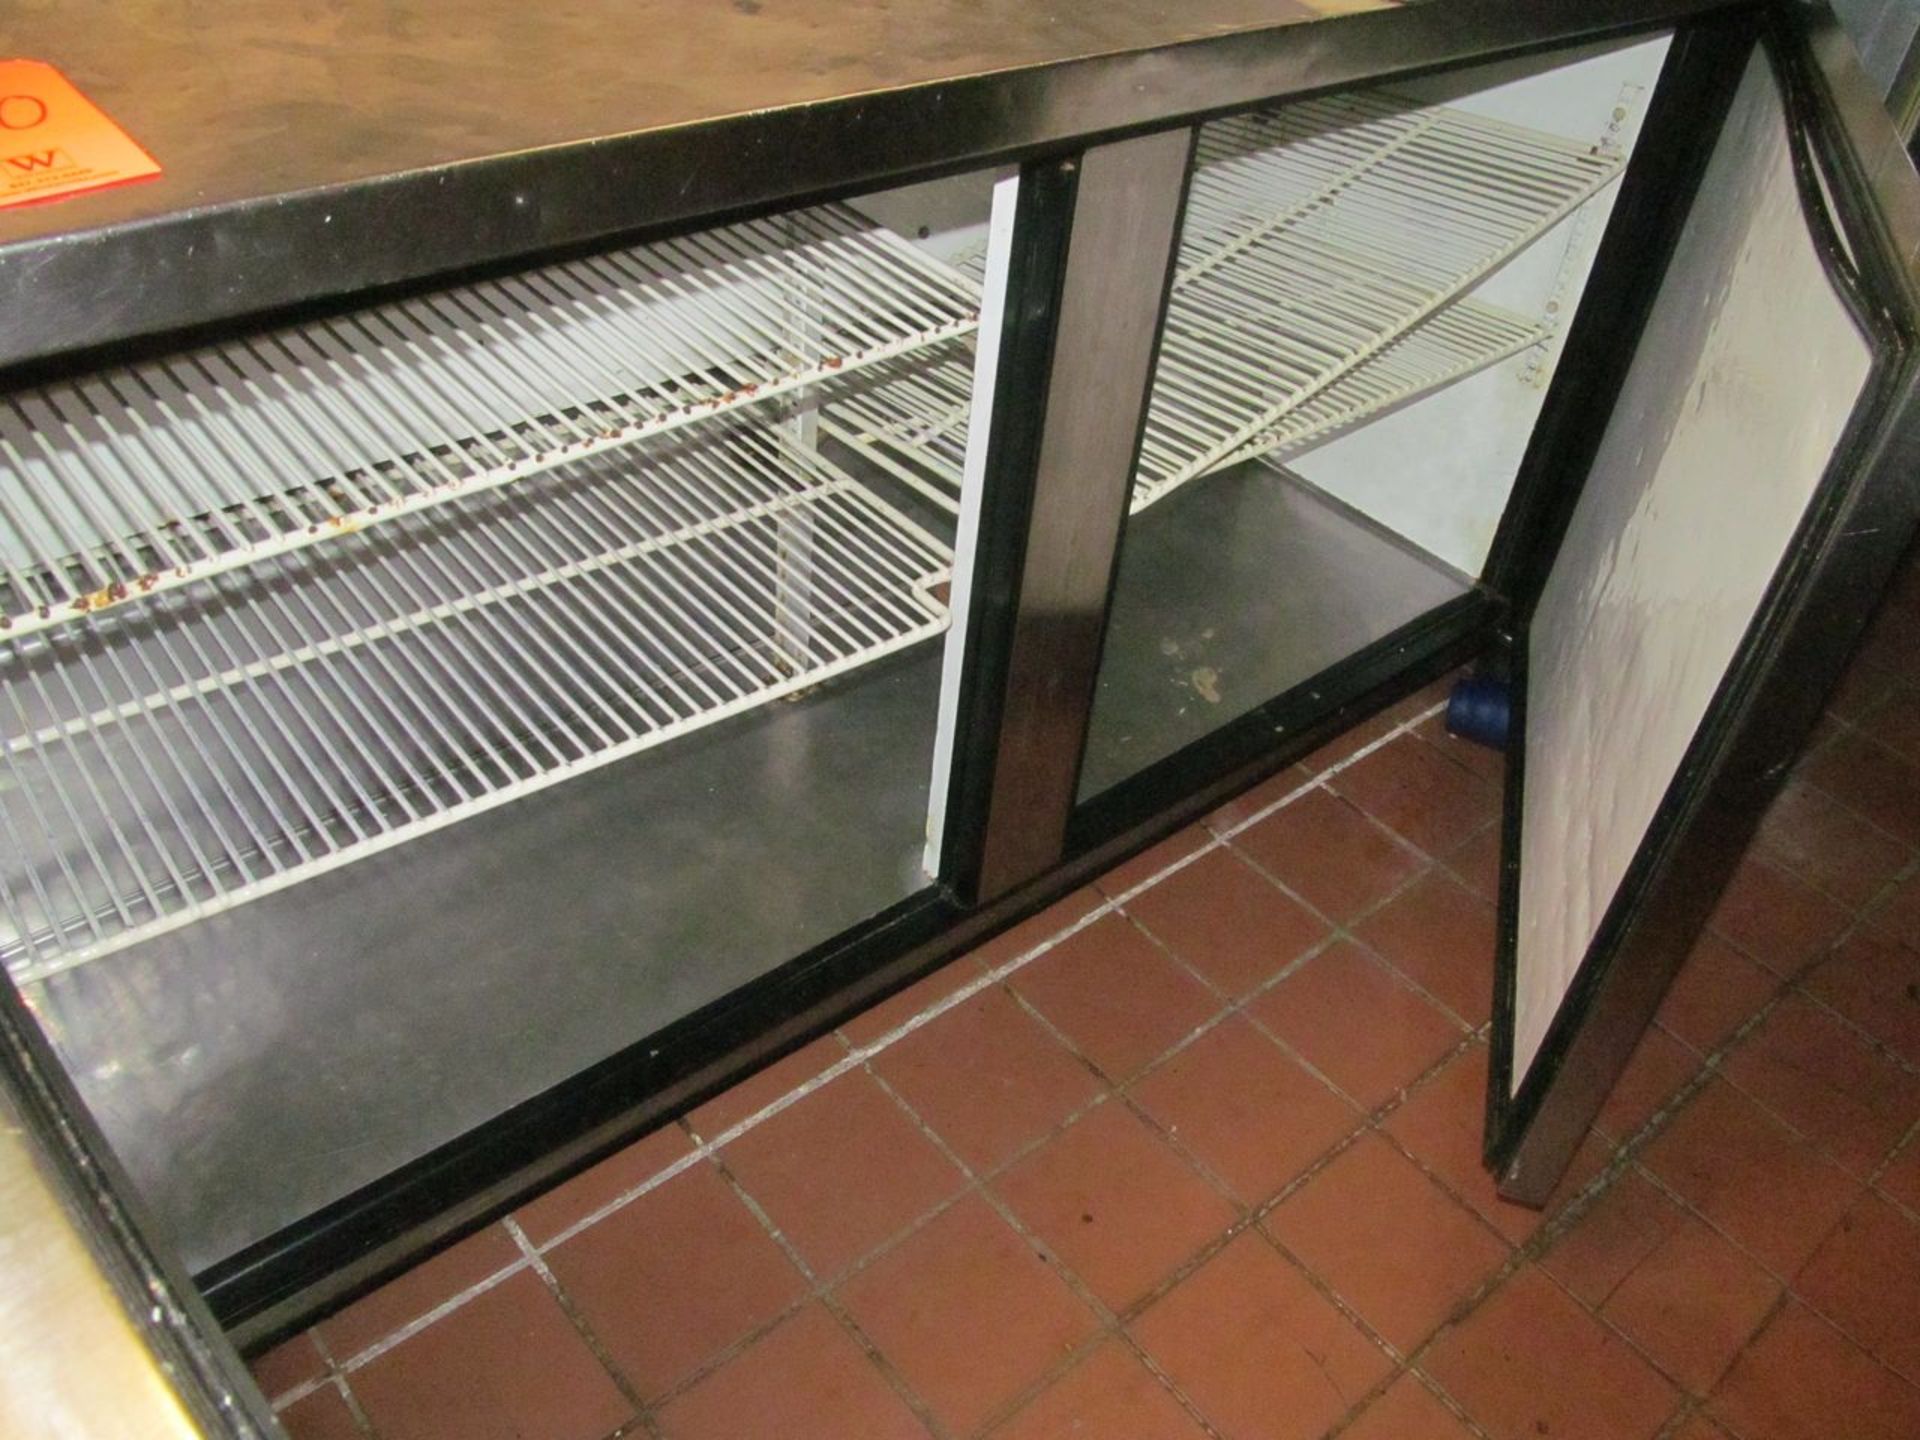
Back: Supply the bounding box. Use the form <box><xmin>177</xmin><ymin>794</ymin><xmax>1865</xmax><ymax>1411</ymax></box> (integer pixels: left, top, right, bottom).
<box><xmin>26</xmin><ymin>646</ymin><xmax>942</xmax><ymax>1271</ymax></box>
<box><xmin>1078</xmin><ymin>464</ymin><xmax>1469</xmax><ymax>799</ymax></box>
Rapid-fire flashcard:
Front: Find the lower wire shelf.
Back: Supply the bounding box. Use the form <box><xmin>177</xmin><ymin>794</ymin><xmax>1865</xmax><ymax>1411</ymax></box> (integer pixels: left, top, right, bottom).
<box><xmin>0</xmin><ymin>422</ymin><xmax>953</xmax><ymax>981</ymax></box>
<box><xmin>819</xmin><ymin>83</ymin><xmax>1612</xmax><ymax>514</ymax></box>
<box><xmin>820</xmin><ymin>289</ymin><xmax>1548</xmax><ymax>514</ymax></box>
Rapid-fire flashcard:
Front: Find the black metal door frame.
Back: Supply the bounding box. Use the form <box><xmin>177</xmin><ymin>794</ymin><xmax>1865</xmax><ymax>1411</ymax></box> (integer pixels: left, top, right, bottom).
<box><xmin>1484</xmin><ymin>3</ymin><xmax>1920</xmax><ymax>1202</ymax></box>
<box><xmin>193</xmin><ymin>1</ymin><xmax>1760</xmax><ymax>1341</ymax></box>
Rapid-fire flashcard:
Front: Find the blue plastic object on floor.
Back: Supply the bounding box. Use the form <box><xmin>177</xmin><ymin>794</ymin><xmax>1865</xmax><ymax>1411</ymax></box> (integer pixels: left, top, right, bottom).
<box><xmin>1446</xmin><ymin>675</ymin><xmax>1512</xmax><ymax>751</ymax></box>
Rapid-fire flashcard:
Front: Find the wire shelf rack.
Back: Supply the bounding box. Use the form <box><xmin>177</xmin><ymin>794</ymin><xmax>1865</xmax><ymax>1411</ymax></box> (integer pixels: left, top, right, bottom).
<box><xmin>822</xmin><ymin>286</ymin><xmax>1548</xmax><ymax>515</ymax></box>
<box><xmin>0</xmin><ymin>423</ymin><xmax>952</xmax><ymax>980</ymax></box>
<box><xmin>1145</xmin><ymin>294</ymin><xmax>1550</xmax><ymax>485</ymax></box>
<box><xmin>820</xmin><ymin>89</ymin><xmax>1619</xmax><ymax>512</ymax></box>
<box><xmin>818</xmin><ymin>350</ymin><xmax>978</xmax><ymax>513</ymax></box>
<box><xmin>0</xmin><ymin>202</ymin><xmax>979</xmax><ymax>645</ymax></box>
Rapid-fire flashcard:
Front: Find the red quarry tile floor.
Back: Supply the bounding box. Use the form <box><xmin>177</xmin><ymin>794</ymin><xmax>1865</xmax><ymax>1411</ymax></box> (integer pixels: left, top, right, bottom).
<box><xmin>255</xmin><ymin>548</ymin><xmax>1920</xmax><ymax>1440</ymax></box>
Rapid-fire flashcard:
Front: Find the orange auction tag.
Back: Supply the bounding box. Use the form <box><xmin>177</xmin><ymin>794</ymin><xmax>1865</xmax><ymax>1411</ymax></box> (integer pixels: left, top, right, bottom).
<box><xmin>0</xmin><ymin>59</ymin><xmax>160</xmax><ymax>211</ymax></box>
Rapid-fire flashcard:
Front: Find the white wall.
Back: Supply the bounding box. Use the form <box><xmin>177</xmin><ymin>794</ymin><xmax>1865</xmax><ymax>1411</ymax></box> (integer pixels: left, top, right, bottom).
<box><xmin>848</xmin><ymin>170</ymin><xmax>995</xmax><ymax>271</ymax></box>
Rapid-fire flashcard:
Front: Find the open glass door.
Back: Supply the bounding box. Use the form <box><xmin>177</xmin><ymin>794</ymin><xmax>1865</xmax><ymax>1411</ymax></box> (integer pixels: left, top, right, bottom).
<box><xmin>1487</xmin><ymin>12</ymin><xmax>1920</xmax><ymax>1203</ymax></box>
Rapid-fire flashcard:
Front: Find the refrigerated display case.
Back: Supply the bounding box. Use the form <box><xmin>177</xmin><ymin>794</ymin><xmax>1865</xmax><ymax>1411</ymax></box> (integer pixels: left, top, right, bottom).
<box><xmin>0</xmin><ymin>0</ymin><xmax>1915</xmax><ymax>1386</ymax></box>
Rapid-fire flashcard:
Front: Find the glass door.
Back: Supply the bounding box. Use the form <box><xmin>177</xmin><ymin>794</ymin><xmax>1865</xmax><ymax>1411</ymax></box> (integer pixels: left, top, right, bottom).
<box><xmin>2</xmin><ymin>159</ymin><xmax>1016</xmax><ymax>1313</ymax></box>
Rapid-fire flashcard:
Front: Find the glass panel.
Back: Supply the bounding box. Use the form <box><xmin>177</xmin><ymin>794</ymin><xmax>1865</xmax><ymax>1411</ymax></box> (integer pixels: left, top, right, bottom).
<box><xmin>6</xmin><ymin>166</ymin><xmax>1008</xmax><ymax>1268</ymax></box>
<box><xmin>1511</xmin><ymin>49</ymin><xmax>1873</xmax><ymax>1087</ymax></box>
<box><xmin>1075</xmin><ymin>35</ymin><xmax>1673</xmax><ymax>803</ymax></box>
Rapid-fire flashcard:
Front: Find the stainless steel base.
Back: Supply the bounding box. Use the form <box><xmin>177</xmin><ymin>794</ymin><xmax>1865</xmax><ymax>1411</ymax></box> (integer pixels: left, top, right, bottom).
<box><xmin>1080</xmin><ymin>463</ymin><xmax>1472</xmax><ymax>799</ymax></box>
<box><xmin>24</xmin><ymin>649</ymin><xmax>942</xmax><ymax>1273</ymax></box>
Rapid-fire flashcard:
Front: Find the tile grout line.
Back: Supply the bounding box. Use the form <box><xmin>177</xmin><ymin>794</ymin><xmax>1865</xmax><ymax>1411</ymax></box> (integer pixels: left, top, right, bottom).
<box><xmin>1014</xmin><ymin>827</ymin><xmax>1480</xmax><ymax>1148</ymax></box>
<box><xmin>502</xmin><ymin>1215</ymin><xmax>667</xmax><ymax>1439</ymax></box>
<box><xmin>1868</xmin><ymin>1114</ymin><xmax>1920</xmax><ymax>1221</ymax></box>
<box><xmin>867</xmin><ymin>990</ymin><xmax>1512</xmax><ymax>1440</ymax></box>
<box><xmin>654</xmin><ymin>857</ymin><xmax>1487</xmax><ymax>1433</ymax></box>
<box><xmin>319</xmin><ymin>1328</ymin><xmax>383</xmax><ymax>1440</ymax></box>
<box><xmin>1586</xmin><ymin>620</ymin><xmax>1920</xmax><ymax>1430</ymax></box>
<box><xmin>1105</xmin><ymin>717</ymin><xmax>1501</xmax><ymax>1053</ymax></box>
<box><xmin>304</xmin><ymin>1254</ymin><xmax>538</xmax><ymax>1387</ymax></box>
<box><xmin>1105</xmin><ymin>699</ymin><xmax>1455</xmax><ymax>909</ymax></box>
<box><xmin>268</xmin><ymin>700</ymin><xmax>1453</xmax><ymax>1407</ymax></box>
<box><xmin>1098</xmin><ymin>751</ymin><xmax>1540</xmax><ymax>1388</ymax></box>
<box><xmin>1095</xmin><ymin>863</ymin><xmax>1521</xmax><ymax>1251</ymax></box>
<box><xmin>1807</xmin><ymin>685</ymin><xmax>1920</xmax><ymax>770</ymax></box>
<box><xmin>649</xmin><ymin>1057</ymin><xmax>1254</xmax><ymax>1419</ymax></box>
<box><xmin>912</xmin><ymin>998</ymin><xmax>1501</xmax><ymax>1438</ymax></box>
<box><xmin>1751</xmin><ymin>847</ymin><xmax>1920</xmax><ymax>1104</ymax></box>
<box><xmin>699</xmin><ymin>1139</ymin><xmax>961</xmax><ymax>1440</ymax></box>
<box><xmin>857</xmin><ymin>918</ymin><xmax>1507</xmax><ymax>1438</ymax></box>
<box><xmin>1000</xmin><ymin>803</ymin><xmax>1509</xmax><ymax>1254</ymax></box>
<box><xmin>1342</xmin><ymin>1366</ymin><xmax>1496</xmax><ymax>1440</ymax></box>
<box><xmin>632</xmin><ymin>1169</ymin><xmax>967</xmax><ymax>1419</ymax></box>
<box><xmin>852</xmin><ymin>1050</ymin><xmax>1240</xmax><ymax>1440</ymax></box>
<box><xmin>1344</xmin><ymin>1123</ymin><xmax>1668</xmax><ymax>1426</ymax></box>
<box><xmin>1273</xmin><ymin>821</ymin><xmax>1920</xmax><ymax>1430</ymax></box>
<box><xmin>1518</xmin><ymin>845</ymin><xmax>1920</xmax><ymax>1412</ymax></box>
<box><xmin>634</xmin><ymin>1057</ymin><xmax>1200</xmax><ymax>1422</ymax></box>
<box><xmin>274</xmin><ymin>1327</ymin><xmax>384</xmax><ymax>1437</ymax></box>
<box><xmin>1772</xmin><ymin>739</ymin><xmax>1920</xmax><ymax>850</ymax></box>
<box><xmin>663</xmin><ymin>998</ymin><xmax>1368</xmax><ymax>1433</ymax></box>
<box><xmin>1154</xmin><ymin>841</ymin><xmax>1487</xmax><ymax>1039</ymax></box>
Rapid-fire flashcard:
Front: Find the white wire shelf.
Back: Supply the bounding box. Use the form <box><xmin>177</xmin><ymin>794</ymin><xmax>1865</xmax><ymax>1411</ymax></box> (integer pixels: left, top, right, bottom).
<box><xmin>821</xmin><ymin>88</ymin><xmax>1619</xmax><ymax>512</ymax></box>
<box><xmin>0</xmin><ymin>202</ymin><xmax>979</xmax><ymax>644</ymax></box>
<box><xmin>819</xmin><ymin>351</ymin><xmax>979</xmax><ymax>513</ymax></box>
<box><xmin>823</xmin><ymin>287</ymin><xmax>1549</xmax><ymax>515</ymax></box>
<box><xmin>1146</xmin><ymin>292</ymin><xmax>1550</xmax><ymax>485</ymax></box>
<box><xmin>0</xmin><ymin>423</ymin><xmax>952</xmax><ymax>980</ymax></box>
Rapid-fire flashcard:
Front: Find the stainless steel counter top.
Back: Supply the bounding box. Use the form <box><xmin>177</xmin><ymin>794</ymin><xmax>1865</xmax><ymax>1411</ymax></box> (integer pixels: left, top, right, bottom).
<box><xmin>0</xmin><ymin>0</ymin><xmax>1712</xmax><ymax>369</ymax></box>
<box><xmin>0</xmin><ymin>0</ymin><xmax>1366</xmax><ymax>232</ymax></box>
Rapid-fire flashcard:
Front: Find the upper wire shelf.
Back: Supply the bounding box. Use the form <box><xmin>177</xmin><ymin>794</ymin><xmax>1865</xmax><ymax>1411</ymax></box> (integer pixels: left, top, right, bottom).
<box><xmin>0</xmin><ymin>422</ymin><xmax>952</xmax><ymax>980</ymax></box>
<box><xmin>820</xmin><ymin>88</ymin><xmax>1620</xmax><ymax>512</ymax></box>
<box><xmin>0</xmin><ymin>202</ymin><xmax>979</xmax><ymax>644</ymax></box>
